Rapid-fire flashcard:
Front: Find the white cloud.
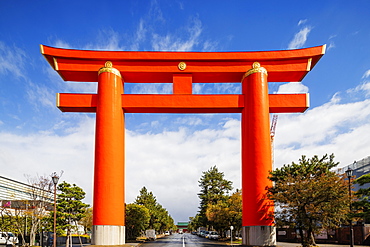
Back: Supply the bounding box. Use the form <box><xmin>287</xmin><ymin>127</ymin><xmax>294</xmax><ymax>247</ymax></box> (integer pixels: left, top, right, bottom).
<box><xmin>274</xmin><ymin>91</ymin><xmax>370</xmax><ymax>168</ymax></box>
<box><xmin>53</xmin><ymin>40</ymin><xmax>71</xmax><ymax>49</ymax></box>
<box><xmin>174</xmin><ymin>116</ymin><xmax>204</xmax><ymax>126</ymax></box>
<box><xmin>298</xmin><ymin>19</ymin><xmax>307</xmax><ymax>26</ymax></box>
<box><xmin>347</xmin><ymin>81</ymin><xmax>370</xmax><ymax>97</ymax></box>
<box><xmin>327</xmin><ymin>35</ymin><xmax>337</xmax><ymax>51</ymax></box>
<box><xmin>151</xmin><ymin>17</ymin><xmax>203</xmax><ymax>51</ymax></box>
<box><xmin>85</xmin><ymin>29</ymin><xmax>125</xmax><ymax>51</ymax></box>
<box><xmin>288</xmin><ymin>26</ymin><xmax>312</xmax><ymax>49</ymax></box>
<box><xmin>27</xmin><ymin>81</ymin><xmax>55</xmax><ymax>110</ymax></box>
<box><xmin>0</xmin><ymin>41</ymin><xmax>27</xmax><ymax>79</ymax></box>
<box><xmin>148</xmin><ymin>0</ymin><xmax>166</xmax><ymax>23</ymax></box>
<box><xmin>277</xmin><ymin>82</ymin><xmax>309</xmax><ymax>94</ymax></box>
<box><xmin>362</xmin><ymin>69</ymin><xmax>370</xmax><ymax>79</ymax></box>
<box><xmin>130</xmin><ymin>19</ymin><xmax>148</xmax><ymax>51</ymax></box>
<box><xmin>193</xmin><ymin>83</ymin><xmax>203</xmax><ymax>94</ymax></box>
<box><xmin>0</xmin><ymin>116</ymin><xmax>96</xmax><ymax>204</ymax></box>
<box><xmin>327</xmin><ymin>41</ymin><xmax>336</xmax><ymax>51</ymax></box>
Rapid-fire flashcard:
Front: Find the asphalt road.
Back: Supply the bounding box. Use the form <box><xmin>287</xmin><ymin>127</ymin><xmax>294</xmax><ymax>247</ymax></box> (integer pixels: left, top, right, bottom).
<box><xmin>141</xmin><ymin>233</ymin><xmax>228</xmax><ymax>247</ymax></box>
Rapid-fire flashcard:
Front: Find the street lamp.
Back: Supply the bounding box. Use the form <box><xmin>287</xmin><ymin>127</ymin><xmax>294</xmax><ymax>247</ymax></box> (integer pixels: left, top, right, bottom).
<box><xmin>51</xmin><ymin>173</ymin><xmax>59</xmax><ymax>247</ymax></box>
<box><xmin>346</xmin><ymin>165</ymin><xmax>354</xmax><ymax>247</ymax></box>
<box><xmin>230</xmin><ymin>225</ymin><xmax>234</xmax><ymax>246</ymax></box>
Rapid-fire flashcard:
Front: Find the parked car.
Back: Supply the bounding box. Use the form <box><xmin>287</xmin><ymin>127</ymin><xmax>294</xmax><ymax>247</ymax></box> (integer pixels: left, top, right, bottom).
<box><xmin>7</xmin><ymin>233</ymin><xmax>19</xmax><ymax>245</ymax></box>
<box><xmin>0</xmin><ymin>232</ymin><xmax>8</xmax><ymax>245</ymax></box>
<box><xmin>0</xmin><ymin>232</ymin><xmax>19</xmax><ymax>245</ymax></box>
<box><xmin>208</xmin><ymin>231</ymin><xmax>220</xmax><ymax>240</ymax></box>
<box><xmin>145</xmin><ymin>229</ymin><xmax>156</xmax><ymax>241</ymax></box>
<box><xmin>164</xmin><ymin>231</ymin><xmax>170</xmax><ymax>236</ymax></box>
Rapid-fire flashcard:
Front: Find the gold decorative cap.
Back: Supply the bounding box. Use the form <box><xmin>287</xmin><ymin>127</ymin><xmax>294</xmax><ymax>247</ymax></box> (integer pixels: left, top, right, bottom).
<box><xmin>178</xmin><ymin>62</ymin><xmax>187</xmax><ymax>71</ymax></box>
<box><xmin>242</xmin><ymin>62</ymin><xmax>268</xmax><ymax>80</ymax></box>
<box><xmin>98</xmin><ymin>61</ymin><xmax>121</xmax><ymax>78</ymax></box>
<box><xmin>105</xmin><ymin>61</ymin><xmax>113</xmax><ymax>68</ymax></box>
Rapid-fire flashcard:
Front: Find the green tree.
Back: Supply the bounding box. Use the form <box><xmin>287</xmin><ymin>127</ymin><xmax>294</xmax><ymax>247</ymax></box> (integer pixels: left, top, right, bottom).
<box><xmin>134</xmin><ymin>187</ymin><xmax>159</xmax><ymax>230</ymax></box>
<box><xmin>134</xmin><ymin>187</ymin><xmax>174</xmax><ymax>233</ymax></box>
<box><xmin>154</xmin><ymin>205</ymin><xmax>174</xmax><ymax>233</ymax></box>
<box><xmin>0</xmin><ymin>201</ymin><xmax>36</xmax><ymax>245</ymax></box>
<box><xmin>188</xmin><ymin>214</ymin><xmax>202</xmax><ymax>232</ymax></box>
<box><xmin>205</xmin><ymin>190</ymin><xmax>242</xmax><ymax>237</ymax></box>
<box><xmin>197</xmin><ymin>166</ymin><xmax>233</xmax><ymax>228</ymax></box>
<box><xmin>79</xmin><ymin>207</ymin><xmax>93</xmax><ymax>234</ymax></box>
<box><xmin>56</xmin><ymin>181</ymin><xmax>89</xmax><ymax>247</ymax></box>
<box><xmin>353</xmin><ymin>174</ymin><xmax>370</xmax><ymax>222</ymax></box>
<box><xmin>268</xmin><ymin>154</ymin><xmax>350</xmax><ymax>247</ymax></box>
<box><xmin>227</xmin><ymin>190</ymin><xmax>242</xmax><ymax>235</ymax></box>
<box><xmin>125</xmin><ymin>204</ymin><xmax>150</xmax><ymax>240</ymax></box>
<box><xmin>206</xmin><ymin>200</ymin><xmax>229</xmax><ymax>234</ymax></box>
<box><xmin>0</xmin><ymin>207</ymin><xmax>14</xmax><ymax>232</ymax></box>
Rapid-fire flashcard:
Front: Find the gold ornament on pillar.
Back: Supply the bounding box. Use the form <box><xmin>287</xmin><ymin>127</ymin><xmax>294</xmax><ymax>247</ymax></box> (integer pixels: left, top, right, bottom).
<box><xmin>98</xmin><ymin>61</ymin><xmax>121</xmax><ymax>78</ymax></box>
<box><xmin>242</xmin><ymin>62</ymin><xmax>268</xmax><ymax>81</ymax></box>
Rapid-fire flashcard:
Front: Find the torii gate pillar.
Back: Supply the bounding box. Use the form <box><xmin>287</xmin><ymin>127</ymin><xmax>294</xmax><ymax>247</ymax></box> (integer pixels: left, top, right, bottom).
<box><xmin>241</xmin><ymin>63</ymin><xmax>275</xmax><ymax>245</ymax></box>
<box><xmin>93</xmin><ymin>62</ymin><xmax>125</xmax><ymax>244</ymax></box>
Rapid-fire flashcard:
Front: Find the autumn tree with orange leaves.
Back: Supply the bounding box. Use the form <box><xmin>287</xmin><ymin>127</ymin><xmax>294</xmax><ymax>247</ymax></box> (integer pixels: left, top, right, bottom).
<box><xmin>268</xmin><ymin>154</ymin><xmax>350</xmax><ymax>247</ymax></box>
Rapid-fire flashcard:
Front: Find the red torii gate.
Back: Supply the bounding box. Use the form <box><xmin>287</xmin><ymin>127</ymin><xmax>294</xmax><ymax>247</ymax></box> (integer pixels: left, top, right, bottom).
<box><xmin>41</xmin><ymin>44</ymin><xmax>325</xmax><ymax>246</ymax></box>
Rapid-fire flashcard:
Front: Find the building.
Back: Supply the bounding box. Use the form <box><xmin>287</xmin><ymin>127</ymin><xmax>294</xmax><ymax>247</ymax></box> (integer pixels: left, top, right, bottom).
<box><xmin>0</xmin><ymin>175</ymin><xmax>54</xmax><ymax>214</ymax></box>
<box><xmin>176</xmin><ymin>222</ymin><xmax>189</xmax><ymax>233</ymax></box>
<box><xmin>0</xmin><ymin>176</ymin><xmax>53</xmax><ymax>202</ymax></box>
<box><xmin>338</xmin><ymin>156</ymin><xmax>370</xmax><ymax>191</ymax></box>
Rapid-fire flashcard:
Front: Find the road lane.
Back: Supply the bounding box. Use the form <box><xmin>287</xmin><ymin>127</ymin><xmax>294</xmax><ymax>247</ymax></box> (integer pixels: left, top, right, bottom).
<box><xmin>141</xmin><ymin>233</ymin><xmax>227</xmax><ymax>247</ymax></box>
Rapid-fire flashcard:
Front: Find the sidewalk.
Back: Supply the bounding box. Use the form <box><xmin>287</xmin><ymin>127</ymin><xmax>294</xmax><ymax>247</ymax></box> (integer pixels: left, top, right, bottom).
<box><xmin>63</xmin><ymin>241</ymin><xmax>370</xmax><ymax>247</ymax></box>
<box><xmin>227</xmin><ymin>242</ymin><xmax>369</xmax><ymax>247</ymax></box>
<box><xmin>88</xmin><ymin>244</ymin><xmax>142</xmax><ymax>247</ymax></box>
<box><xmin>107</xmin><ymin>242</ymin><xmax>370</xmax><ymax>247</ymax></box>
<box><xmin>277</xmin><ymin>242</ymin><xmax>369</xmax><ymax>247</ymax></box>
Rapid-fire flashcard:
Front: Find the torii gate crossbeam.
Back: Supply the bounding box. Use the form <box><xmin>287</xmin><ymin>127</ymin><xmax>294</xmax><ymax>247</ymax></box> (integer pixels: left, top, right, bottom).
<box><xmin>41</xmin><ymin>44</ymin><xmax>325</xmax><ymax>246</ymax></box>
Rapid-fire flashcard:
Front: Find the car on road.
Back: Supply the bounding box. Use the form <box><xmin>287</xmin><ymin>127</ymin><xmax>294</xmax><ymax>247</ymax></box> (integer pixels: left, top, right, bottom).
<box><xmin>0</xmin><ymin>232</ymin><xmax>7</xmax><ymax>245</ymax></box>
<box><xmin>201</xmin><ymin>231</ymin><xmax>209</xmax><ymax>238</ymax></box>
<box><xmin>208</xmin><ymin>231</ymin><xmax>220</xmax><ymax>240</ymax></box>
<box><xmin>145</xmin><ymin>229</ymin><xmax>156</xmax><ymax>241</ymax></box>
<box><xmin>164</xmin><ymin>231</ymin><xmax>170</xmax><ymax>236</ymax></box>
<box><xmin>0</xmin><ymin>232</ymin><xmax>19</xmax><ymax>245</ymax></box>
<box><xmin>7</xmin><ymin>232</ymin><xmax>19</xmax><ymax>245</ymax></box>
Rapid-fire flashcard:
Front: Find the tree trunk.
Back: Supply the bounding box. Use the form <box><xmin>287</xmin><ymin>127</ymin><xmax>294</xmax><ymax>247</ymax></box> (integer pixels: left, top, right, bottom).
<box><xmin>298</xmin><ymin>227</ymin><xmax>306</xmax><ymax>247</ymax></box>
<box><xmin>65</xmin><ymin>229</ymin><xmax>70</xmax><ymax>247</ymax></box>
<box><xmin>75</xmin><ymin>220</ymin><xmax>83</xmax><ymax>247</ymax></box>
<box><xmin>307</xmin><ymin>220</ymin><xmax>316</xmax><ymax>246</ymax></box>
<box><xmin>30</xmin><ymin>222</ymin><xmax>39</xmax><ymax>246</ymax></box>
<box><xmin>310</xmin><ymin>231</ymin><xmax>317</xmax><ymax>246</ymax></box>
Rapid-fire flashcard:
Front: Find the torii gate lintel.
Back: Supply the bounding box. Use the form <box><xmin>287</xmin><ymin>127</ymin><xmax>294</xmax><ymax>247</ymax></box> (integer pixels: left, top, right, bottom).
<box><xmin>57</xmin><ymin>93</ymin><xmax>310</xmax><ymax>114</ymax></box>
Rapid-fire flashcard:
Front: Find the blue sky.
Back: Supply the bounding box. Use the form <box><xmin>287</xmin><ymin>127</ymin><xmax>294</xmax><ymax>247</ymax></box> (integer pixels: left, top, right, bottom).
<box><xmin>1</xmin><ymin>0</ymin><xmax>370</xmax><ymax>222</ymax></box>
